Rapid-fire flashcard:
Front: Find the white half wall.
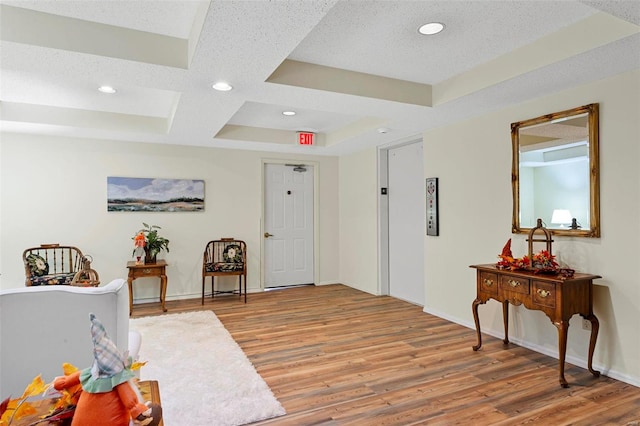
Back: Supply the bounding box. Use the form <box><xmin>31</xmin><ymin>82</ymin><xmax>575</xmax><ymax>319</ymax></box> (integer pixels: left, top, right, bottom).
<box><xmin>0</xmin><ymin>136</ymin><xmax>340</xmax><ymax>302</ymax></box>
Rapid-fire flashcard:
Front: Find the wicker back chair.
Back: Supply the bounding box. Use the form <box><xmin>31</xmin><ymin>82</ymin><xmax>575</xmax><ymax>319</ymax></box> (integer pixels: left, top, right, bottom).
<box><xmin>23</xmin><ymin>244</ymin><xmax>85</xmax><ymax>286</ymax></box>
<box><xmin>202</xmin><ymin>238</ymin><xmax>247</xmax><ymax>304</ymax></box>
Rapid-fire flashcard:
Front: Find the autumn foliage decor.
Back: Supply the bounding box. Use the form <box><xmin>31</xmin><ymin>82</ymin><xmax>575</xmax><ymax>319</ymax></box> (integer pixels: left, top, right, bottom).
<box><xmin>496</xmin><ymin>239</ymin><xmax>559</xmax><ymax>274</ymax></box>
<box><xmin>1</xmin><ymin>361</ymin><xmax>146</xmax><ymax>425</ymax></box>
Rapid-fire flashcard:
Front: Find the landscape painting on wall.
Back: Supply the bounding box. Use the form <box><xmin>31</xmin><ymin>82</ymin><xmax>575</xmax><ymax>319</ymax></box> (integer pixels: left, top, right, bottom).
<box><xmin>107</xmin><ymin>177</ymin><xmax>205</xmax><ymax>212</ymax></box>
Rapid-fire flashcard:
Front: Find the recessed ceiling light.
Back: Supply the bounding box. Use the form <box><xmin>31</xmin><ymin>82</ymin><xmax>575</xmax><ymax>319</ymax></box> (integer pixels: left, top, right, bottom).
<box><xmin>98</xmin><ymin>85</ymin><xmax>116</xmax><ymax>94</ymax></box>
<box><xmin>212</xmin><ymin>81</ymin><xmax>233</xmax><ymax>91</ymax></box>
<box><xmin>418</xmin><ymin>22</ymin><xmax>444</xmax><ymax>35</ymax></box>
<box><xmin>282</xmin><ymin>111</ymin><xmax>296</xmax><ymax>116</ymax></box>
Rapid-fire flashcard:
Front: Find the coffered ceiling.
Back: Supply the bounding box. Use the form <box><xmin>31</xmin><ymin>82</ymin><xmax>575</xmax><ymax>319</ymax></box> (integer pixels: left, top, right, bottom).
<box><xmin>1</xmin><ymin>1</ymin><xmax>638</xmax><ymax>156</ymax></box>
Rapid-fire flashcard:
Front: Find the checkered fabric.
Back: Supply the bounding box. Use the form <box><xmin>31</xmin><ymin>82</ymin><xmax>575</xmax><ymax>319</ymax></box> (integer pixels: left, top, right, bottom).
<box><xmin>89</xmin><ymin>313</ymin><xmax>125</xmax><ymax>378</ymax></box>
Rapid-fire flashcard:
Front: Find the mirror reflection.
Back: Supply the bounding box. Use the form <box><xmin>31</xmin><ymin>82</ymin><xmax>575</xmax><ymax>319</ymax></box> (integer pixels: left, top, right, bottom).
<box><xmin>511</xmin><ymin>104</ymin><xmax>600</xmax><ymax>237</ymax></box>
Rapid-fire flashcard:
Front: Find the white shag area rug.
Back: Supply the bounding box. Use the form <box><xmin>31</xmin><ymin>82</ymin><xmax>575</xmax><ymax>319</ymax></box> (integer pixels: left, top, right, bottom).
<box><xmin>130</xmin><ymin>310</ymin><xmax>285</xmax><ymax>426</ymax></box>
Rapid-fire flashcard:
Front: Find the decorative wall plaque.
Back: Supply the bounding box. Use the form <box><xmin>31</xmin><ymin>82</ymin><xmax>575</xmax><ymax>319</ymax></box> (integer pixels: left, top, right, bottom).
<box><xmin>426</xmin><ymin>177</ymin><xmax>439</xmax><ymax>236</ymax></box>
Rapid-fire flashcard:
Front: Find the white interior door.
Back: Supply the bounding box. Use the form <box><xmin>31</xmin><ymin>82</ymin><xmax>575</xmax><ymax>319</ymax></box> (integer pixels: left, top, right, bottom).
<box><xmin>264</xmin><ymin>163</ymin><xmax>314</xmax><ymax>288</ymax></box>
<box><xmin>388</xmin><ymin>141</ymin><xmax>425</xmax><ymax>305</ymax></box>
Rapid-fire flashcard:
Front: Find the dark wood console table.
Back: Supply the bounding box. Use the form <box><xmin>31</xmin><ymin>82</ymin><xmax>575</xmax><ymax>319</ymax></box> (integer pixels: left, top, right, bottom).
<box><xmin>127</xmin><ymin>260</ymin><xmax>168</xmax><ymax>315</ymax></box>
<box><xmin>470</xmin><ymin>264</ymin><xmax>601</xmax><ymax>387</ymax></box>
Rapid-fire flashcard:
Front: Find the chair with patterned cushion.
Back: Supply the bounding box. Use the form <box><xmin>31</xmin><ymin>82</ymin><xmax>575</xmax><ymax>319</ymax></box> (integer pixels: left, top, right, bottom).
<box><xmin>202</xmin><ymin>238</ymin><xmax>247</xmax><ymax>304</ymax></box>
<box><xmin>23</xmin><ymin>244</ymin><xmax>85</xmax><ymax>286</ymax></box>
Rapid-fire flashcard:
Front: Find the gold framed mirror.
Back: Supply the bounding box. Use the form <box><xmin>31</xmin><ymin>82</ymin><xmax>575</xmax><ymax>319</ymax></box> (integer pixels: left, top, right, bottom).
<box><xmin>511</xmin><ymin>103</ymin><xmax>600</xmax><ymax>237</ymax></box>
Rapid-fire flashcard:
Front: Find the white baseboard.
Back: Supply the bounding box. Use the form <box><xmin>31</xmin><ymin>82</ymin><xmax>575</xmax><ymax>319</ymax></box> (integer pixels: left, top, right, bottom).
<box><xmin>133</xmin><ymin>288</ymin><xmax>262</xmax><ymax>304</ymax></box>
<box><xmin>423</xmin><ymin>306</ymin><xmax>640</xmax><ymax>388</ymax></box>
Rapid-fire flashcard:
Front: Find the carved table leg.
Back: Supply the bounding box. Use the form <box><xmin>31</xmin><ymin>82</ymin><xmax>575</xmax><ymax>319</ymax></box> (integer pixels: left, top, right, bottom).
<box><xmin>127</xmin><ymin>277</ymin><xmax>134</xmax><ymax>316</ymax></box>
<box><xmin>555</xmin><ymin>320</ymin><xmax>570</xmax><ymax>388</ymax></box>
<box><xmin>584</xmin><ymin>314</ymin><xmax>601</xmax><ymax>377</ymax></box>
<box><xmin>502</xmin><ymin>300</ymin><xmax>510</xmax><ymax>345</ymax></box>
<box><xmin>160</xmin><ymin>274</ymin><xmax>168</xmax><ymax>312</ymax></box>
<box><xmin>472</xmin><ymin>298</ymin><xmax>483</xmax><ymax>351</ymax></box>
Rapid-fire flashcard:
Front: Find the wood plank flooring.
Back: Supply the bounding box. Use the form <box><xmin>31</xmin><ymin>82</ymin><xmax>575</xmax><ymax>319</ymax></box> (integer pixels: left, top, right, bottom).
<box><xmin>131</xmin><ymin>284</ymin><xmax>640</xmax><ymax>425</ymax></box>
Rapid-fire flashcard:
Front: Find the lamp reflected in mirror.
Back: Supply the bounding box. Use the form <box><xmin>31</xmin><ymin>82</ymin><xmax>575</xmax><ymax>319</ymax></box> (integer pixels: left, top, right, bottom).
<box><xmin>551</xmin><ymin>209</ymin><xmax>572</xmax><ymax>228</ymax></box>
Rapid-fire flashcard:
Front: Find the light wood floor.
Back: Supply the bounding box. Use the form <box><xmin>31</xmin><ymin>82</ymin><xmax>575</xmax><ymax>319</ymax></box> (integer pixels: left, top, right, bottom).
<box><xmin>131</xmin><ymin>284</ymin><xmax>640</xmax><ymax>425</ymax></box>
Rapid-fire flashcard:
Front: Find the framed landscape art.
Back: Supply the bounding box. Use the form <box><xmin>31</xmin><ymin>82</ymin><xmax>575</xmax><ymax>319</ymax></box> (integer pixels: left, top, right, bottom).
<box><xmin>107</xmin><ymin>177</ymin><xmax>205</xmax><ymax>212</ymax></box>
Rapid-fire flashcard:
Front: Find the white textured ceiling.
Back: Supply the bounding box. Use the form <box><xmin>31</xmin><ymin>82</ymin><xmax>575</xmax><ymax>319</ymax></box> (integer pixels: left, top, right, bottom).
<box><xmin>1</xmin><ymin>0</ymin><xmax>639</xmax><ymax>156</ymax></box>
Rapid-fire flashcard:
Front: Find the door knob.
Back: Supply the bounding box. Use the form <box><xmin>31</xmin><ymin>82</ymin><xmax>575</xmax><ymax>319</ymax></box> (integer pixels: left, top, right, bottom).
<box><xmin>264</xmin><ymin>232</ymin><xmax>273</xmax><ymax>238</ymax></box>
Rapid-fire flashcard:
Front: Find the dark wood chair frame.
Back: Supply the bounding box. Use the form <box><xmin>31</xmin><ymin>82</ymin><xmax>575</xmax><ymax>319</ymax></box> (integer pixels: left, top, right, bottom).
<box><xmin>202</xmin><ymin>239</ymin><xmax>247</xmax><ymax>304</ymax></box>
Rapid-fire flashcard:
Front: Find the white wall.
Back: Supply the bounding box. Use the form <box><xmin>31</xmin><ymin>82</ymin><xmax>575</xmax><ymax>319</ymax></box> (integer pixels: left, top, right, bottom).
<box><xmin>0</xmin><ymin>136</ymin><xmax>340</xmax><ymax>302</ymax></box>
<box><xmin>423</xmin><ymin>70</ymin><xmax>640</xmax><ymax>386</ymax></box>
<box><xmin>2</xmin><ymin>70</ymin><xmax>638</xmax><ymax>386</ymax></box>
<box><xmin>338</xmin><ymin>147</ymin><xmax>379</xmax><ymax>295</ymax></box>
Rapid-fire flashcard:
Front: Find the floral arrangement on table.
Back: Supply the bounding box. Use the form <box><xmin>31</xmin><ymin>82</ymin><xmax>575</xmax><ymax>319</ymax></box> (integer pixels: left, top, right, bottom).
<box><xmin>132</xmin><ymin>223</ymin><xmax>169</xmax><ymax>264</ymax></box>
<box><xmin>496</xmin><ymin>239</ymin><xmax>559</xmax><ymax>274</ymax></box>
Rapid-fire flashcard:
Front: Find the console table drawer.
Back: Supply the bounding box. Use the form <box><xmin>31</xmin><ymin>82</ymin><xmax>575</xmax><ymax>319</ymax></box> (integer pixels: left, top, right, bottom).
<box><xmin>133</xmin><ymin>266</ymin><xmax>163</xmax><ymax>277</ymax></box>
<box><xmin>532</xmin><ymin>281</ymin><xmax>556</xmax><ymax>308</ymax></box>
<box><xmin>479</xmin><ymin>272</ymin><xmax>498</xmax><ymax>295</ymax></box>
<box><xmin>501</xmin><ymin>290</ymin><xmax>528</xmax><ymax>306</ymax></box>
<box><xmin>499</xmin><ymin>275</ymin><xmax>530</xmax><ymax>294</ymax></box>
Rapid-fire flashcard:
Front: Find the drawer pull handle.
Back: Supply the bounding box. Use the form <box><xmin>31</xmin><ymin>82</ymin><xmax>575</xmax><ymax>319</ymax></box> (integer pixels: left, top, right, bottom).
<box><xmin>143</xmin><ymin>269</ymin><xmax>152</xmax><ymax>274</ymax></box>
<box><xmin>483</xmin><ymin>279</ymin><xmax>494</xmax><ymax>287</ymax></box>
<box><xmin>508</xmin><ymin>279</ymin><xmax>521</xmax><ymax>288</ymax></box>
<box><xmin>537</xmin><ymin>289</ymin><xmax>551</xmax><ymax>298</ymax></box>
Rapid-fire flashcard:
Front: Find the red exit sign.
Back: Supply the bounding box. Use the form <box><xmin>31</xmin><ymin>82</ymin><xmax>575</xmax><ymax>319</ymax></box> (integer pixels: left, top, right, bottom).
<box><xmin>297</xmin><ymin>132</ymin><xmax>315</xmax><ymax>146</ymax></box>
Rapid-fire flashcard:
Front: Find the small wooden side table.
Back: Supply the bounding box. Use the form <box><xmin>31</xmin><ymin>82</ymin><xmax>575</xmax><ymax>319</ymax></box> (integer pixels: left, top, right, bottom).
<box><xmin>127</xmin><ymin>260</ymin><xmax>168</xmax><ymax>315</ymax></box>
